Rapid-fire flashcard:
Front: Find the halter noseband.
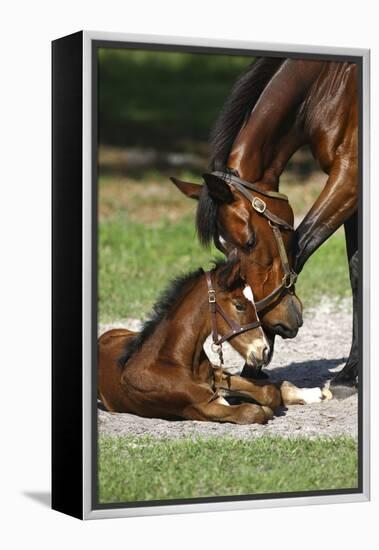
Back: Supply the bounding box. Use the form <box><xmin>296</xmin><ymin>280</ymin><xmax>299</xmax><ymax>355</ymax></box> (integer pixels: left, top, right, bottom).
<box><xmin>206</xmin><ymin>170</ymin><xmax>298</xmax><ymax>312</ymax></box>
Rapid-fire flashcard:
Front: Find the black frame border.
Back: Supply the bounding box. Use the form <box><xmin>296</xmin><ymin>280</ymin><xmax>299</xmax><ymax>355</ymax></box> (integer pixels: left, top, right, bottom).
<box><xmin>52</xmin><ymin>31</ymin><xmax>84</xmax><ymax>519</ymax></box>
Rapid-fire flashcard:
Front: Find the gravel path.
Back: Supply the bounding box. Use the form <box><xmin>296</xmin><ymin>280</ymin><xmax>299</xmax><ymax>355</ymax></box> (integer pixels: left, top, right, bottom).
<box><xmin>98</xmin><ymin>300</ymin><xmax>357</xmax><ymax>439</ymax></box>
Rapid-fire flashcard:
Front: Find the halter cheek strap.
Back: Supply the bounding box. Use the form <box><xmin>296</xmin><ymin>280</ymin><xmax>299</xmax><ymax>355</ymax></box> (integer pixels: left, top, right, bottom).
<box><xmin>204</xmin><ymin>270</ymin><xmax>263</xmax><ymax>400</ymax></box>
<box><xmin>204</xmin><ymin>271</ymin><xmax>261</xmax><ymax>349</ymax></box>
<box><xmin>205</xmin><ymin>170</ymin><xmax>298</xmax><ymax>312</ymax></box>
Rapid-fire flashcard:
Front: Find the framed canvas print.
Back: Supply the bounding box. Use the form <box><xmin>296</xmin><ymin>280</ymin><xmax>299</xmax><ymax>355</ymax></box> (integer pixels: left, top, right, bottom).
<box><xmin>52</xmin><ymin>31</ymin><xmax>370</xmax><ymax>520</ymax></box>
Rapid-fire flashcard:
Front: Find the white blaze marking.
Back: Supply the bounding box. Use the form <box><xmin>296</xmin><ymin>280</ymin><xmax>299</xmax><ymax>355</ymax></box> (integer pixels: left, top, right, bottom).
<box><xmin>243</xmin><ymin>285</ymin><xmax>255</xmax><ymax>303</ymax></box>
<box><xmin>242</xmin><ymin>284</ymin><xmax>270</xmax><ymax>364</ymax></box>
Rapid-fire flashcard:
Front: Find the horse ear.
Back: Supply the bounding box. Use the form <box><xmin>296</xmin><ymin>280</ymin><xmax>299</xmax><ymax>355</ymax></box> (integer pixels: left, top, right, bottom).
<box><xmin>202</xmin><ymin>173</ymin><xmax>234</xmax><ymax>203</ymax></box>
<box><xmin>170</xmin><ymin>177</ymin><xmax>202</xmax><ymax>200</ymax></box>
<box><xmin>226</xmin><ymin>260</ymin><xmax>243</xmax><ymax>288</ymax></box>
<box><xmin>218</xmin><ymin>258</ymin><xmax>243</xmax><ymax>290</ymax></box>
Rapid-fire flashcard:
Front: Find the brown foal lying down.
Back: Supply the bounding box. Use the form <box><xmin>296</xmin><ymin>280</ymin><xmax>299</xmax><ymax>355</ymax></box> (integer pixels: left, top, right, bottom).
<box><xmin>98</xmin><ymin>260</ymin><xmax>330</xmax><ymax>424</ymax></box>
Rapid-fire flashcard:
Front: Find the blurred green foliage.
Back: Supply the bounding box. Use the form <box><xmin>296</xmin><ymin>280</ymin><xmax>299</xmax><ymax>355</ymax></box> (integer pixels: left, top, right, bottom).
<box><xmin>98</xmin><ymin>48</ymin><xmax>253</xmax><ymax>150</ymax></box>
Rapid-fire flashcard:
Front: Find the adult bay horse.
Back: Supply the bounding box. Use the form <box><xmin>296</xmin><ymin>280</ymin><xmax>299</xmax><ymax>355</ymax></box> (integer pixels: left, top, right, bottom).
<box><xmin>98</xmin><ymin>260</ymin><xmax>327</xmax><ymax>424</ymax></box>
<box><xmin>172</xmin><ymin>57</ymin><xmax>358</xmax><ymax>397</ymax></box>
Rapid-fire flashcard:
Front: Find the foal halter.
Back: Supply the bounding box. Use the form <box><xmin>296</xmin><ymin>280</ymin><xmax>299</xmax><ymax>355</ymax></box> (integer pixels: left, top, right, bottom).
<box><xmin>204</xmin><ymin>270</ymin><xmax>261</xmax><ymax>367</ymax></box>
<box><xmin>207</xmin><ymin>170</ymin><xmax>298</xmax><ymax>312</ymax></box>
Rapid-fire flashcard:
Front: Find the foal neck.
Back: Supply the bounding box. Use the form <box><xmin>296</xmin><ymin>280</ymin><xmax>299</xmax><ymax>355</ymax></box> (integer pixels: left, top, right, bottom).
<box><xmin>157</xmin><ymin>275</ymin><xmax>212</xmax><ymax>368</ymax></box>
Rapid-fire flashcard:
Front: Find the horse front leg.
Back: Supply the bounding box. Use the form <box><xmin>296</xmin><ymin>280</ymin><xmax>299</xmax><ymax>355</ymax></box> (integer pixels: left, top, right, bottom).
<box><xmin>330</xmin><ymin>212</ymin><xmax>359</xmax><ymax>397</ymax></box>
<box><xmin>294</xmin><ymin>156</ymin><xmax>357</xmax><ymax>274</ymax></box>
<box><xmin>294</xmin><ymin>157</ymin><xmax>358</xmax><ymax>398</ymax></box>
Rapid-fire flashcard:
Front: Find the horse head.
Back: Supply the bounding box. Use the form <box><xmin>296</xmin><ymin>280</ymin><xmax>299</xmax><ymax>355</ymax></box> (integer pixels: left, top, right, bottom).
<box><xmin>171</xmin><ymin>175</ymin><xmax>303</xmax><ymax>340</ymax></box>
<box><xmin>212</xmin><ymin>259</ymin><xmax>271</xmax><ymax>368</ymax></box>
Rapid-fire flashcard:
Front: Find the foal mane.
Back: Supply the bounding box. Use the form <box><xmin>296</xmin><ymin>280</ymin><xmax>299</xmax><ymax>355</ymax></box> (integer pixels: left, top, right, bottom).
<box><xmin>119</xmin><ymin>260</ymin><xmax>238</xmax><ymax>367</ymax></box>
<box><xmin>119</xmin><ymin>268</ymin><xmax>203</xmax><ymax>366</ymax></box>
<box><xmin>196</xmin><ymin>57</ymin><xmax>284</xmax><ymax>247</ymax></box>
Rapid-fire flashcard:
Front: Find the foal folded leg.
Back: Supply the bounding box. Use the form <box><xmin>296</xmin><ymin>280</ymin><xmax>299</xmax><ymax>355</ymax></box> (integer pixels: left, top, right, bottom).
<box><xmin>279</xmin><ymin>381</ymin><xmax>327</xmax><ymax>405</ymax></box>
<box><xmin>183</xmin><ymin>397</ymin><xmax>272</xmax><ymax>425</ymax></box>
<box><xmin>218</xmin><ymin>375</ymin><xmax>330</xmax><ymax>407</ymax></box>
<box><xmin>123</xmin><ymin>364</ymin><xmax>271</xmax><ymax>424</ymax></box>
<box><xmin>218</xmin><ymin>373</ymin><xmax>281</xmax><ymax>409</ymax></box>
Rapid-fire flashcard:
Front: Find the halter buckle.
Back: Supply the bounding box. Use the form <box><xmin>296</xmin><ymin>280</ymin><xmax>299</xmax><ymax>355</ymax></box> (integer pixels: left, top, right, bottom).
<box><xmin>252</xmin><ymin>197</ymin><xmax>266</xmax><ymax>213</ymax></box>
<box><xmin>282</xmin><ymin>271</ymin><xmax>297</xmax><ymax>289</ymax></box>
<box><xmin>208</xmin><ymin>289</ymin><xmax>216</xmax><ymax>303</ymax></box>
<box><xmin>211</xmin><ymin>342</ymin><xmax>222</xmax><ymax>354</ymax></box>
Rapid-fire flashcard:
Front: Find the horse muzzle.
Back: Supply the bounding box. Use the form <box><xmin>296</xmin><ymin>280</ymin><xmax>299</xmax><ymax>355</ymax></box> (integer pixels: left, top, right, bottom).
<box><xmin>263</xmin><ymin>293</ymin><xmax>303</xmax><ymax>339</ymax></box>
<box><xmin>246</xmin><ymin>339</ymin><xmax>271</xmax><ymax>368</ymax></box>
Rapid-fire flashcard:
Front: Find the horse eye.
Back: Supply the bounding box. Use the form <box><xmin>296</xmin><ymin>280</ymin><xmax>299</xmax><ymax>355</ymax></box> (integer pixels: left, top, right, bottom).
<box><xmin>235</xmin><ymin>302</ymin><xmax>246</xmax><ymax>312</ymax></box>
<box><xmin>245</xmin><ymin>234</ymin><xmax>256</xmax><ymax>250</ymax></box>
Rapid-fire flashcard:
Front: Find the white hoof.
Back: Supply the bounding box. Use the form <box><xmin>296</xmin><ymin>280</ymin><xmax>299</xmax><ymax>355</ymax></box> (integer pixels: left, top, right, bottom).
<box><xmin>299</xmin><ymin>387</ymin><xmax>323</xmax><ymax>404</ymax></box>
<box><xmin>322</xmin><ymin>386</ymin><xmax>333</xmax><ymax>400</ymax></box>
<box><xmin>281</xmin><ymin>381</ymin><xmax>329</xmax><ymax>406</ymax></box>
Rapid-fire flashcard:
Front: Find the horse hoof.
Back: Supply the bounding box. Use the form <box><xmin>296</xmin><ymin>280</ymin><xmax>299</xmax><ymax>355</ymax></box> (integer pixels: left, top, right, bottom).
<box><xmin>329</xmin><ymin>381</ymin><xmax>357</xmax><ymax>400</ymax></box>
<box><xmin>262</xmin><ymin>406</ymin><xmax>274</xmax><ymax>420</ymax></box>
<box><xmin>321</xmin><ymin>386</ymin><xmax>333</xmax><ymax>401</ymax></box>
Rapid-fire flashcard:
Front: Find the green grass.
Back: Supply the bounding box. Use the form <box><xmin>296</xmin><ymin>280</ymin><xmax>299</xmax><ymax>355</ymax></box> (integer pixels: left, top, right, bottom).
<box><xmin>296</xmin><ymin>229</ymin><xmax>351</xmax><ymax>308</ymax></box>
<box><xmin>98</xmin><ymin>435</ymin><xmax>358</xmax><ymax>503</ymax></box>
<box><xmin>99</xmin><ymin>214</ymin><xmax>223</xmax><ymax>322</ymax></box>
<box><xmin>98</xmin><ymin>213</ymin><xmax>350</xmax><ymax>322</ymax></box>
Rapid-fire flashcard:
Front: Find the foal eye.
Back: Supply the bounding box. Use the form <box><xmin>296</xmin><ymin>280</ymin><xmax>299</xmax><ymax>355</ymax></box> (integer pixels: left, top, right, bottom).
<box><xmin>235</xmin><ymin>302</ymin><xmax>246</xmax><ymax>312</ymax></box>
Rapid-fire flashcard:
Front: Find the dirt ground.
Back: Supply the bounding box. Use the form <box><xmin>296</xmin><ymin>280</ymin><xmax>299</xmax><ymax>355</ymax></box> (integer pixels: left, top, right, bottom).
<box><xmin>98</xmin><ymin>300</ymin><xmax>358</xmax><ymax>439</ymax></box>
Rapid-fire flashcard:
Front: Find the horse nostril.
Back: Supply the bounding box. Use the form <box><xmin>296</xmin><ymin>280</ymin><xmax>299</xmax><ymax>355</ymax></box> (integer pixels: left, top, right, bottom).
<box><xmin>248</xmin><ymin>343</ymin><xmax>271</xmax><ymax>367</ymax></box>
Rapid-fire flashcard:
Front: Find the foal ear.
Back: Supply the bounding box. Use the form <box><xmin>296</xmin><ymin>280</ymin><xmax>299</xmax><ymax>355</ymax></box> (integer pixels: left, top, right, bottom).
<box><xmin>202</xmin><ymin>173</ymin><xmax>235</xmax><ymax>204</ymax></box>
<box><xmin>170</xmin><ymin>177</ymin><xmax>202</xmax><ymax>200</ymax></box>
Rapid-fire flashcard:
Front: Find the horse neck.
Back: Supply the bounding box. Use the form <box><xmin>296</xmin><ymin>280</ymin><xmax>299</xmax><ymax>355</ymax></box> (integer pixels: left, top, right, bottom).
<box><xmin>143</xmin><ymin>276</ymin><xmax>212</xmax><ymax>371</ymax></box>
<box><xmin>227</xmin><ymin>59</ymin><xmax>325</xmax><ymax>189</ymax></box>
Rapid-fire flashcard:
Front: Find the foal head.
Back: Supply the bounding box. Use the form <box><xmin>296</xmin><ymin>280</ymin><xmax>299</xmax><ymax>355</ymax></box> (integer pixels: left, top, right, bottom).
<box><xmin>171</xmin><ymin>175</ymin><xmax>303</xmax><ymax>339</ymax></box>
<box><xmin>214</xmin><ymin>260</ymin><xmax>271</xmax><ymax>367</ymax></box>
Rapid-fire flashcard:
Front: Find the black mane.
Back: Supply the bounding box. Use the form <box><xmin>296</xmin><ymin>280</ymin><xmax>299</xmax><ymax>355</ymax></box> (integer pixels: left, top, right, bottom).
<box><xmin>209</xmin><ymin>57</ymin><xmax>284</xmax><ymax>170</ymax></box>
<box><xmin>196</xmin><ymin>57</ymin><xmax>284</xmax><ymax>247</ymax></box>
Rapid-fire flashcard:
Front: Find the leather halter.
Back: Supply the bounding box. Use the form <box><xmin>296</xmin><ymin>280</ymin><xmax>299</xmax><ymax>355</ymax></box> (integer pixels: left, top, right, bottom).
<box><xmin>206</xmin><ymin>170</ymin><xmax>297</xmax><ymax>312</ymax></box>
<box><xmin>204</xmin><ymin>270</ymin><xmax>261</xmax><ymax>353</ymax></box>
<box><xmin>204</xmin><ymin>270</ymin><xmax>262</xmax><ymax>399</ymax></box>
